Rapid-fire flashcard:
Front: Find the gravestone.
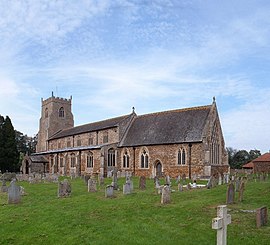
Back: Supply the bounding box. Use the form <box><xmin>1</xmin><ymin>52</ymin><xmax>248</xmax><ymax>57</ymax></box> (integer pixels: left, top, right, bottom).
<box><xmin>178</xmin><ymin>183</ymin><xmax>183</xmax><ymax>192</ymax></box>
<box><xmin>226</xmin><ymin>183</ymin><xmax>235</xmax><ymax>204</ymax></box>
<box><xmin>256</xmin><ymin>206</ymin><xmax>268</xmax><ymax>228</ymax></box>
<box><xmin>84</xmin><ymin>175</ymin><xmax>90</xmax><ymax>185</ymax></box>
<box><xmin>207</xmin><ymin>176</ymin><xmax>213</xmax><ymax>189</ymax></box>
<box><xmin>123</xmin><ymin>182</ymin><xmax>131</xmax><ymax>195</ymax></box>
<box><xmin>139</xmin><ymin>176</ymin><xmax>146</xmax><ymax>190</ymax></box>
<box><xmin>212</xmin><ymin>205</ymin><xmax>231</xmax><ymax>245</ymax></box>
<box><xmin>99</xmin><ymin>175</ymin><xmax>104</xmax><ymax>186</ymax></box>
<box><xmin>155</xmin><ymin>177</ymin><xmax>160</xmax><ymax>188</ymax></box>
<box><xmin>112</xmin><ymin>169</ymin><xmax>118</xmax><ymax>190</ymax></box>
<box><xmin>235</xmin><ymin>178</ymin><xmax>241</xmax><ymax>192</ymax></box>
<box><xmin>175</xmin><ymin>175</ymin><xmax>181</xmax><ymax>184</ymax></box>
<box><xmin>153</xmin><ymin>176</ymin><xmax>158</xmax><ymax>184</ymax></box>
<box><xmin>186</xmin><ymin>183</ymin><xmax>191</xmax><ymax>190</ymax></box>
<box><xmin>165</xmin><ymin>175</ymin><xmax>171</xmax><ymax>186</ymax></box>
<box><xmin>88</xmin><ymin>178</ymin><xmax>97</xmax><ymax>192</ymax></box>
<box><xmin>8</xmin><ymin>180</ymin><xmax>21</xmax><ymax>204</ymax></box>
<box><xmin>218</xmin><ymin>174</ymin><xmax>222</xmax><ymax>185</ymax></box>
<box><xmin>161</xmin><ymin>185</ymin><xmax>171</xmax><ymax>204</ymax></box>
<box><xmin>105</xmin><ymin>185</ymin><xmax>114</xmax><ymax>198</ymax></box>
<box><xmin>58</xmin><ymin>179</ymin><xmax>71</xmax><ymax>197</ymax></box>
<box><xmin>238</xmin><ymin>181</ymin><xmax>245</xmax><ymax>202</ymax></box>
<box><xmin>1</xmin><ymin>180</ymin><xmax>8</xmax><ymax>192</ymax></box>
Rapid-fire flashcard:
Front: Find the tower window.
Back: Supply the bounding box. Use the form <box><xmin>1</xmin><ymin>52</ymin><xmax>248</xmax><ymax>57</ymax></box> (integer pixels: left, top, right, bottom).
<box><xmin>59</xmin><ymin>107</ymin><xmax>65</xmax><ymax>118</ymax></box>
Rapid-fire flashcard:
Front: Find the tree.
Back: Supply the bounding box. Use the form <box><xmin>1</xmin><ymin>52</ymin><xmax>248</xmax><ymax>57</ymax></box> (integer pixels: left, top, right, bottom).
<box><xmin>249</xmin><ymin>149</ymin><xmax>261</xmax><ymax>161</ymax></box>
<box><xmin>0</xmin><ymin>116</ymin><xmax>19</xmax><ymax>172</ymax></box>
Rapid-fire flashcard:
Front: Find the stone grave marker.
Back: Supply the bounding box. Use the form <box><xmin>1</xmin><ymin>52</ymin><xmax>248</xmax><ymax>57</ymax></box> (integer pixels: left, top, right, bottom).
<box><xmin>175</xmin><ymin>175</ymin><xmax>181</xmax><ymax>184</ymax></box>
<box><xmin>238</xmin><ymin>181</ymin><xmax>245</xmax><ymax>202</ymax></box>
<box><xmin>235</xmin><ymin>178</ymin><xmax>241</xmax><ymax>192</ymax></box>
<box><xmin>226</xmin><ymin>183</ymin><xmax>235</xmax><ymax>204</ymax></box>
<box><xmin>207</xmin><ymin>176</ymin><xmax>213</xmax><ymax>189</ymax></box>
<box><xmin>256</xmin><ymin>206</ymin><xmax>268</xmax><ymax>228</ymax></box>
<box><xmin>112</xmin><ymin>169</ymin><xmax>118</xmax><ymax>190</ymax></box>
<box><xmin>1</xmin><ymin>180</ymin><xmax>8</xmax><ymax>192</ymax></box>
<box><xmin>8</xmin><ymin>180</ymin><xmax>21</xmax><ymax>204</ymax></box>
<box><xmin>19</xmin><ymin>186</ymin><xmax>26</xmax><ymax>196</ymax></box>
<box><xmin>105</xmin><ymin>185</ymin><xmax>114</xmax><ymax>198</ymax></box>
<box><xmin>178</xmin><ymin>183</ymin><xmax>183</xmax><ymax>192</ymax></box>
<box><xmin>58</xmin><ymin>179</ymin><xmax>71</xmax><ymax>198</ymax></box>
<box><xmin>123</xmin><ymin>182</ymin><xmax>131</xmax><ymax>195</ymax></box>
<box><xmin>84</xmin><ymin>175</ymin><xmax>90</xmax><ymax>185</ymax></box>
<box><xmin>139</xmin><ymin>176</ymin><xmax>146</xmax><ymax>190</ymax></box>
<box><xmin>212</xmin><ymin>205</ymin><xmax>231</xmax><ymax>245</ymax></box>
<box><xmin>218</xmin><ymin>174</ymin><xmax>222</xmax><ymax>185</ymax></box>
<box><xmin>161</xmin><ymin>185</ymin><xmax>171</xmax><ymax>204</ymax></box>
<box><xmin>88</xmin><ymin>178</ymin><xmax>97</xmax><ymax>192</ymax></box>
<box><xmin>165</xmin><ymin>175</ymin><xmax>171</xmax><ymax>186</ymax></box>
<box><xmin>99</xmin><ymin>175</ymin><xmax>104</xmax><ymax>186</ymax></box>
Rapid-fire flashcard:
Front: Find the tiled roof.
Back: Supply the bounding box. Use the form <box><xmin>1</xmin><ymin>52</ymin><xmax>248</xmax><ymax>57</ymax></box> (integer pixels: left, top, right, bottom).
<box><xmin>49</xmin><ymin>114</ymin><xmax>130</xmax><ymax>140</ymax></box>
<box><xmin>253</xmin><ymin>153</ymin><xmax>270</xmax><ymax>162</ymax></box>
<box><xmin>119</xmin><ymin>105</ymin><xmax>211</xmax><ymax>147</ymax></box>
<box><xmin>242</xmin><ymin>161</ymin><xmax>254</xmax><ymax>168</ymax></box>
<box><xmin>29</xmin><ymin>155</ymin><xmax>49</xmax><ymax>163</ymax></box>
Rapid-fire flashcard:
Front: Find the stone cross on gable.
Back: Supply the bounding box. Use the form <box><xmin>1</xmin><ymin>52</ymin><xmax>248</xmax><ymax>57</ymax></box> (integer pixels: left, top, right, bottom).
<box><xmin>212</xmin><ymin>205</ymin><xmax>231</xmax><ymax>245</ymax></box>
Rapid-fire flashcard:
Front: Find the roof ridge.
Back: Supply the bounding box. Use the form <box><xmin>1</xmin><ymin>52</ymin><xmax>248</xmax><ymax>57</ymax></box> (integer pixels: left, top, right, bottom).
<box><xmin>137</xmin><ymin>104</ymin><xmax>211</xmax><ymax>118</ymax></box>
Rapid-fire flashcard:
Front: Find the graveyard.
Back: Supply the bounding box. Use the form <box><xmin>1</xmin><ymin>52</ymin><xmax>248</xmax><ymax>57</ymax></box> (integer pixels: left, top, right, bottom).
<box><xmin>0</xmin><ymin>175</ymin><xmax>269</xmax><ymax>245</ymax></box>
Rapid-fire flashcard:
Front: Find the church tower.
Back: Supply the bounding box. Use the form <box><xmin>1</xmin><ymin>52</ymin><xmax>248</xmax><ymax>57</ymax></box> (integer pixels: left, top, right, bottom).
<box><xmin>36</xmin><ymin>93</ymin><xmax>74</xmax><ymax>152</ymax></box>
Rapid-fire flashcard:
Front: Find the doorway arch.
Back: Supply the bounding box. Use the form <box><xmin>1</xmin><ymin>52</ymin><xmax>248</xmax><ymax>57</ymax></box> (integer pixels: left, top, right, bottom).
<box><xmin>155</xmin><ymin>160</ymin><xmax>162</xmax><ymax>177</ymax></box>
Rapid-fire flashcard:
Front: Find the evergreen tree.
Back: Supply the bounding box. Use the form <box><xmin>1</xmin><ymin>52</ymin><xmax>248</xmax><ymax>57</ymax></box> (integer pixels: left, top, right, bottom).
<box><xmin>0</xmin><ymin>115</ymin><xmax>4</xmax><ymax>172</ymax></box>
<box><xmin>1</xmin><ymin>116</ymin><xmax>19</xmax><ymax>172</ymax></box>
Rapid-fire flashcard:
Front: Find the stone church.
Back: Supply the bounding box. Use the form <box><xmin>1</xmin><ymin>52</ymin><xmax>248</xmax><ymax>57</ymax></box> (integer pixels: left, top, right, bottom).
<box><xmin>22</xmin><ymin>94</ymin><xmax>229</xmax><ymax>178</ymax></box>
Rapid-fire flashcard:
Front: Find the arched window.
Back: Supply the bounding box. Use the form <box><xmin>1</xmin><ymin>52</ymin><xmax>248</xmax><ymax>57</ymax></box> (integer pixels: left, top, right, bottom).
<box><xmin>59</xmin><ymin>107</ymin><xmax>65</xmax><ymax>118</ymax></box>
<box><xmin>45</xmin><ymin>108</ymin><xmax>48</xmax><ymax>118</ymax></box>
<box><xmin>123</xmin><ymin>150</ymin><xmax>130</xmax><ymax>168</ymax></box>
<box><xmin>177</xmin><ymin>149</ymin><xmax>186</xmax><ymax>165</ymax></box>
<box><xmin>70</xmin><ymin>154</ymin><xmax>76</xmax><ymax>168</ymax></box>
<box><xmin>141</xmin><ymin>149</ymin><xmax>149</xmax><ymax>168</ymax></box>
<box><xmin>87</xmin><ymin>152</ymin><xmax>94</xmax><ymax>168</ymax></box>
<box><xmin>108</xmin><ymin>148</ymin><xmax>116</xmax><ymax>167</ymax></box>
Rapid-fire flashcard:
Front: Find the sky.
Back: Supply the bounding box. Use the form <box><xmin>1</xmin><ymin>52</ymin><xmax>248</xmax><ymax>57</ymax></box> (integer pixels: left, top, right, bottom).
<box><xmin>0</xmin><ymin>0</ymin><xmax>270</xmax><ymax>153</ymax></box>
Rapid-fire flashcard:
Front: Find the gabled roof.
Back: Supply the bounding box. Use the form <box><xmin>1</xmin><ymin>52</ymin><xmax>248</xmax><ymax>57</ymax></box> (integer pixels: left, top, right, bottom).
<box><xmin>49</xmin><ymin>114</ymin><xmax>130</xmax><ymax>140</ymax></box>
<box><xmin>253</xmin><ymin>153</ymin><xmax>270</xmax><ymax>162</ymax></box>
<box><xmin>119</xmin><ymin>105</ymin><xmax>211</xmax><ymax>147</ymax></box>
<box><xmin>242</xmin><ymin>161</ymin><xmax>254</xmax><ymax>168</ymax></box>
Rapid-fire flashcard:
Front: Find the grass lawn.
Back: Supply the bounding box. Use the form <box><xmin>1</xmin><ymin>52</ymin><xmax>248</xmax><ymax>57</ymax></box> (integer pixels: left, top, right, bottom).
<box><xmin>0</xmin><ymin>177</ymin><xmax>270</xmax><ymax>245</ymax></box>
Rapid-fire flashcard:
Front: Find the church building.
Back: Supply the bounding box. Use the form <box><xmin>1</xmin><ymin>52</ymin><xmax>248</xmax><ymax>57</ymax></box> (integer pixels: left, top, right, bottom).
<box><xmin>22</xmin><ymin>94</ymin><xmax>229</xmax><ymax>178</ymax></box>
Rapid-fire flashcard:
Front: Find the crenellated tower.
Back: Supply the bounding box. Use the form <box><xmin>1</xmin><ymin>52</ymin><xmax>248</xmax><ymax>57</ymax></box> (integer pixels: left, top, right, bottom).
<box><xmin>36</xmin><ymin>93</ymin><xmax>74</xmax><ymax>152</ymax></box>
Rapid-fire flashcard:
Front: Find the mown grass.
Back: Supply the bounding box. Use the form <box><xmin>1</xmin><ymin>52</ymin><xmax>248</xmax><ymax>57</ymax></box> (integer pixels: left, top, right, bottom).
<box><xmin>0</xmin><ymin>177</ymin><xmax>269</xmax><ymax>245</ymax></box>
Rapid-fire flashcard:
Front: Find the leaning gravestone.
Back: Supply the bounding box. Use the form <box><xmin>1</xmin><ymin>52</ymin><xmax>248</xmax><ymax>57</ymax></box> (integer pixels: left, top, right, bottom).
<box><xmin>226</xmin><ymin>183</ymin><xmax>235</xmax><ymax>204</ymax></box>
<box><xmin>256</xmin><ymin>206</ymin><xmax>268</xmax><ymax>228</ymax></box>
<box><xmin>139</xmin><ymin>176</ymin><xmax>146</xmax><ymax>190</ymax></box>
<box><xmin>235</xmin><ymin>178</ymin><xmax>241</xmax><ymax>192</ymax></box>
<box><xmin>58</xmin><ymin>179</ymin><xmax>71</xmax><ymax>198</ymax></box>
<box><xmin>105</xmin><ymin>185</ymin><xmax>114</xmax><ymax>198</ymax></box>
<box><xmin>8</xmin><ymin>180</ymin><xmax>21</xmax><ymax>204</ymax></box>
<box><xmin>207</xmin><ymin>176</ymin><xmax>213</xmax><ymax>189</ymax></box>
<box><xmin>165</xmin><ymin>175</ymin><xmax>171</xmax><ymax>186</ymax></box>
<box><xmin>161</xmin><ymin>185</ymin><xmax>171</xmax><ymax>204</ymax></box>
<box><xmin>88</xmin><ymin>178</ymin><xmax>97</xmax><ymax>192</ymax></box>
<box><xmin>178</xmin><ymin>183</ymin><xmax>183</xmax><ymax>192</ymax></box>
<box><xmin>84</xmin><ymin>175</ymin><xmax>90</xmax><ymax>185</ymax></box>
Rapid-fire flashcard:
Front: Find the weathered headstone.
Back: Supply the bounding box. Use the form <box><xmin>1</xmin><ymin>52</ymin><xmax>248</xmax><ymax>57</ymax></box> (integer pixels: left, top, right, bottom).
<box><xmin>58</xmin><ymin>179</ymin><xmax>71</xmax><ymax>197</ymax></box>
<box><xmin>178</xmin><ymin>183</ymin><xmax>183</xmax><ymax>192</ymax></box>
<box><xmin>212</xmin><ymin>205</ymin><xmax>231</xmax><ymax>245</ymax></box>
<box><xmin>235</xmin><ymin>178</ymin><xmax>241</xmax><ymax>192</ymax></box>
<box><xmin>8</xmin><ymin>180</ymin><xmax>21</xmax><ymax>204</ymax></box>
<box><xmin>105</xmin><ymin>185</ymin><xmax>114</xmax><ymax>198</ymax></box>
<box><xmin>88</xmin><ymin>178</ymin><xmax>97</xmax><ymax>192</ymax></box>
<box><xmin>123</xmin><ymin>182</ymin><xmax>131</xmax><ymax>195</ymax></box>
<box><xmin>99</xmin><ymin>175</ymin><xmax>104</xmax><ymax>186</ymax></box>
<box><xmin>186</xmin><ymin>183</ymin><xmax>191</xmax><ymax>190</ymax></box>
<box><xmin>84</xmin><ymin>175</ymin><xmax>90</xmax><ymax>185</ymax></box>
<box><xmin>226</xmin><ymin>183</ymin><xmax>235</xmax><ymax>204</ymax></box>
<box><xmin>1</xmin><ymin>180</ymin><xmax>8</xmax><ymax>192</ymax></box>
<box><xmin>139</xmin><ymin>176</ymin><xmax>146</xmax><ymax>190</ymax></box>
<box><xmin>161</xmin><ymin>185</ymin><xmax>171</xmax><ymax>204</ymax></box>
<box><xmin>238</xmin><ymin>181</ymin><xmax>245</xmax><ymax>202</ymax></box>
<box><xmin>207</xmin><ymin>176</ymin><xmax>213</xmax><ymax>189</ymax></box>
<box><xmin>165</xmin><ymin>175</ymin><xmax>171</xmax><ymax>186</ymax></box>
<box><xmin>256</xmin><ymin>206</ymin><xmax>268</xmax><ymax>228</ymax></box>
<box><xmin>112</xmin><ymin>169</ymin><xmax>118</xmax><ymax>190</ymax></box>
<box><xmin>218</xmin><ymin>174</ymin><xmax>222</xmax><ymax>185</ymax></box>
<box><xmin>175</xmin><ymin>175</ymin><xmax>181</xmax><ymax>184</ymax></box>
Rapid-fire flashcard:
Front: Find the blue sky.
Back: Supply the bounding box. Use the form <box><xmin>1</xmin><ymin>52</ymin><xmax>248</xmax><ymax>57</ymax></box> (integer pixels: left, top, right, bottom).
<box><xmin>0</xmin><ymin>0</ymin><xmax>270</xmax><ymax>153</ymax></box>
